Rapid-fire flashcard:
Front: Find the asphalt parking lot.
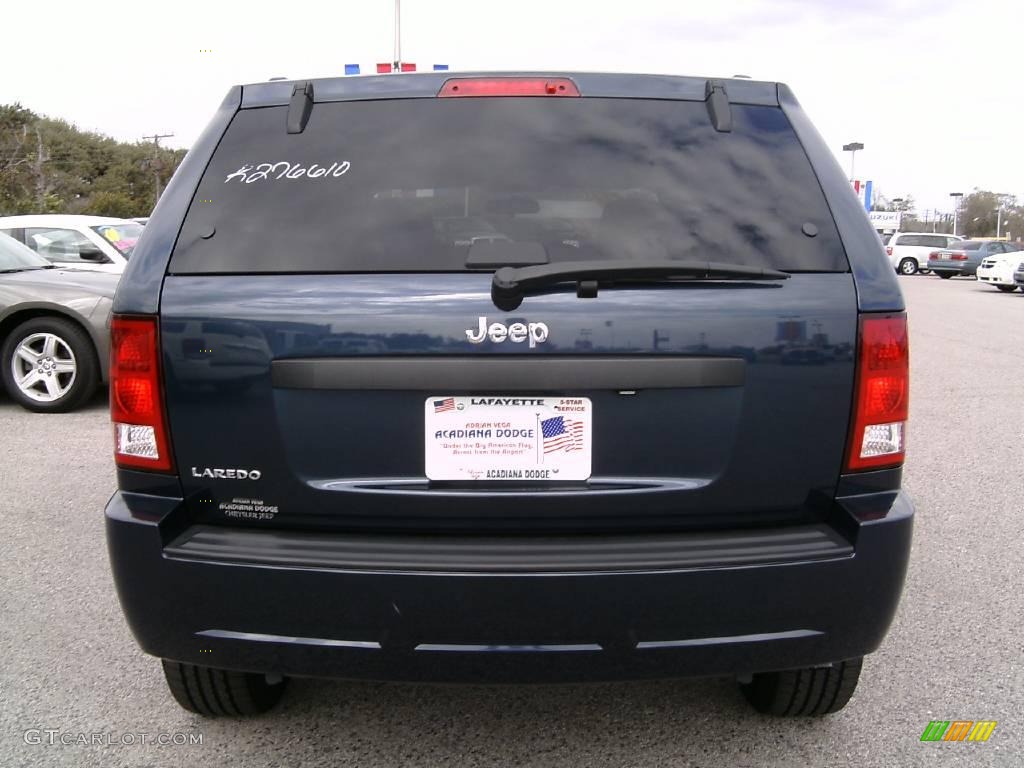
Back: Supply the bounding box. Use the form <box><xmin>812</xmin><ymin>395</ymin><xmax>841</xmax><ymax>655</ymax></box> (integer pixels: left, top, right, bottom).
<box><xmin>1</xmin><ymin>275</ymin><xmax>1020</xmax><ymax>768</ymax></box>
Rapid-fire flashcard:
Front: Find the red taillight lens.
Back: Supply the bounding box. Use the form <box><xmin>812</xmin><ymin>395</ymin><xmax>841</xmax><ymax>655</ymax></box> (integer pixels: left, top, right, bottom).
<box><xmin>437</xmin><ymin>77</ymin><xmax>580</xmax><ymax>97</ymax></box>
<box><xmin>928</xmin><ymin>251</ymin><xmax>939</xmax><ymax>259</ymax></box>
<box><xmin>885</xmin><ymin>246</ymin><xmax>893</xmax><ymax>256</ymax></box>
<box><xmin>110</xmin><ymin>315</ymin><xmax>173</xmax><ymax>472</ymax></box>
<box><xmin>951</xmin><ymin>252</ymin><xmax>968</xmax><ymax>261</ymax></box>
<box><xmin>845</xmin><ymin>314</ymin><xmax>909</xmax><ymax>472</ymax></box>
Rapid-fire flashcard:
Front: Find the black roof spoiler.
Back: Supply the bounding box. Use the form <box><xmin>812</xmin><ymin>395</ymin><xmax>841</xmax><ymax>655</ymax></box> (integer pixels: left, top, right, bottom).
<box><xmin>704</xmin><ymin>80</ymin><xmax>732</xmax><ymax>132</ymax></box>
<box><xmin>286</xmin><ymin>81</ymin><xmax>314</xmax><ymax>134</ymax></box>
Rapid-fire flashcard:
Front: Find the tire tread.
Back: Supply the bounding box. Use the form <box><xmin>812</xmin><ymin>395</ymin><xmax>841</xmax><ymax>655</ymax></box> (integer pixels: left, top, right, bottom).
<box><xmin>160</xmin><ymin>660</ymin><xmax>286</xmax><ymax>717</ymax></box>
<box><xmin>741</xmin><ymin>657</ymin><xmax>863</xmax><ymax>717</ymax></box>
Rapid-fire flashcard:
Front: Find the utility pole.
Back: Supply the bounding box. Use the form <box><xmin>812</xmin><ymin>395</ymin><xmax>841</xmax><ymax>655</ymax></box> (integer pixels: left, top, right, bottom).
<box><xmin>142</xmin><ymin>133</ymin><xmax>174</xmax><ymax>210</ymax></box>
<box><xmin>33</xmin><ymin>127</ymin><xmax>49</xmax><ymax>209</ymax></box>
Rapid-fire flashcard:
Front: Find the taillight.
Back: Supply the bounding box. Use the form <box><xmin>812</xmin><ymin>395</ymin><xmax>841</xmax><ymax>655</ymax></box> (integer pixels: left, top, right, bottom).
<box><xmin>110</xmin><ymin>315</ymin><xmax>173</xmax><ymax>472</ymax></box>
<box><xmin>437</xmin><ymin>77</ymin><xmax>580</xmax><ymax>97</ymax></box>
<box><xmin>928</xmin><ymin>251</ymin><xmax>939</xmax><ymax>259</ymax></box>
<box><xmin>845</xmin><ymin>314</ymin><xmax>909</xmax><ymax>472</ymax></box>
<box><xmin>885</xmin><ymin>246</ymin><xmax>893</xmax><ymax>256</ymax></box>
<box><xmin>951</xmin><ymin>252</ymin><xmax>968</xmax><ymax>261</ymax></box>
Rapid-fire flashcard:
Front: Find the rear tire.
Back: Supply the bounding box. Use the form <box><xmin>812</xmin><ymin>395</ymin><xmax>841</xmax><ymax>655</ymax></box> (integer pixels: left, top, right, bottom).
<box><xmin>161</xmin><ymin>660</ymin><xmax>287</xmax><ymax>717</ymax></box>
<box><xmin>740</xmin><ymin>657</ymin><xmax>863</xmax><ymax>716</ymax></box>
<box><xmin>937</xmin><ymin>272</ymin><xmax>955</xmax><ymax>279</ymax></box>
<box><xmin>996</xmin><ymin>285</ymin><xmax>1018</xmax><ymax>293</ymax></box>
<box><xmin>898</xmin><ymin>258</ymin><xmax>918</xmax><ymax>276</ymax></box>
<box><xmin>0</xmin><ymin>316</ymin><xmax>98</xmax><ymax>413</ymax></box>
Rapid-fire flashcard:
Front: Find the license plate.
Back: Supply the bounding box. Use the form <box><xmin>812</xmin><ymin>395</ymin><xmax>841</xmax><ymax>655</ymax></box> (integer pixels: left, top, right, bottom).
<box><xmin>425</xmin><ymin>396</ymin><xmax>592</xmax><ymax>481</ymax></box>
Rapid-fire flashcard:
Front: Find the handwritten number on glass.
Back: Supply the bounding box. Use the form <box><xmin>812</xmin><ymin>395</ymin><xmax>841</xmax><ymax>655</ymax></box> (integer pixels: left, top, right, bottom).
<box><xmin>224</xmin><ymin>161</ymin><xmax>352</xmax><ymax>184</ymax></box>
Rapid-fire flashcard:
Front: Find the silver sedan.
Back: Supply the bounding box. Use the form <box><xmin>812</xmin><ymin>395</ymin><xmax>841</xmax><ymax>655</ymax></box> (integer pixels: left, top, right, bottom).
<box><xmin>0</xmin><ymin>231</ymin><xmax>118</xmax><ymax>412</ymax></box>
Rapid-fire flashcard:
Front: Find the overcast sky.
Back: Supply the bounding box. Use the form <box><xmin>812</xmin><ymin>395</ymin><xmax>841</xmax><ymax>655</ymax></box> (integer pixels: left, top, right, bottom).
<box><xmin>2</xmin><ymin>0</ymin><xmax>1019</xmax><ymax>214</ymax></box>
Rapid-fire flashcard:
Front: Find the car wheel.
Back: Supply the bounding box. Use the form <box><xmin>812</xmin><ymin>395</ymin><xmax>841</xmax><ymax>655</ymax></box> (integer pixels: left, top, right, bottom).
<box><xmin>161</xmin><ymin>660</ymin><xmax>287</xmax><ymax>717</ymax></box>
<box><xmin>0</xmin><ymin>316</ymin><xmax>98</xmax><ymax>413</ymax></box>
<box><xmin>898</xmin><ymin>258</ymin><xmax>918</xmax><ymax>276</ymax></box>
<box><xmin>937</xmin><ymin>272</ymin><xmax>955</xmax><ymax>279</ymax></box>
<box><xmin>996</xmin><ymin>285</ymin><xmax>1018</xmax><ymax>293</ymax></box>
<box><xmin>740</xmin><ymin>657</ymin><xmax>863</xmax><ymax>716</ymax></box>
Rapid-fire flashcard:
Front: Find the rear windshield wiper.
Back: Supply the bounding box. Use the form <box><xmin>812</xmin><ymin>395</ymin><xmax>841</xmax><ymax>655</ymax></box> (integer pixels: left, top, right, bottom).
<box><xmin>491</xmin><ymin>259</ymin><xmax>790</xmax><ymax>310</ymax></box>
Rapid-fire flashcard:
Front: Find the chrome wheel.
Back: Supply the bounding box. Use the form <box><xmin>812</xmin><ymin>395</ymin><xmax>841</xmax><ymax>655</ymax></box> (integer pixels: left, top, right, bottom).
<box><xmin>898</xmin><ymin>258</ymin><xmax>918</xmax><ymax>275</ymax></box>
<box><xmin>10</xmin><ymin>332</ymin><xmax>78</xmax><ymax>403</ymax></box>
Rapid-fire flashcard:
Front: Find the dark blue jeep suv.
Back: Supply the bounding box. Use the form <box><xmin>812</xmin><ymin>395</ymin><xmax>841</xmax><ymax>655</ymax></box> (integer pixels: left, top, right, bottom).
<box><xmin>106</xmin><ymin>73</ymin><xmax>913</xmax><ymax>717</ymax></box>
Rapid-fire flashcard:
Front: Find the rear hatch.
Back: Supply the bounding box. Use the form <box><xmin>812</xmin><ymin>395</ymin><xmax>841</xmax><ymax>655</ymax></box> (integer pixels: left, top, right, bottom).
<box><xmin>160</xmin><ymin>78</ymin><xmax>857</xmax><ymax>534</ymax></box>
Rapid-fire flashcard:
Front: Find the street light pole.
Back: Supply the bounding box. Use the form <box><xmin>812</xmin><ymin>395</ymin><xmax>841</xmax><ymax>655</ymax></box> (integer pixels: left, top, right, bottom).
<box><xmin>393</xmin><ymin>0</ymin><xmax>401</xmax><ymax>72</ymax></box>
<box><xmin>949</xmin><ymin>192</ymin><xmax>963</xmax><ymax>236</ymax></box>
<box><xmin>842</xmin><ymin>142</ymin><xmax>864</xmax><ymax>182</ymax></box>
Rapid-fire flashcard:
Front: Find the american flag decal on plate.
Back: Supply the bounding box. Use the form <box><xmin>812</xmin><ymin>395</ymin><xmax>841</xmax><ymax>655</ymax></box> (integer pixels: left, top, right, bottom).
<box><xmin>433</xmin><ymin>397</ymin><xmax>456</xmax><ymax>414</ymax></box>
<box><xmin>425</xmin><ymin>396</ymin><xmax>591</xmax><ymax>481</ymax></box>
<box><xmin>541</xmin><ymin>416</ymin><xmax>585</xmax><ymax>454</ymax></box>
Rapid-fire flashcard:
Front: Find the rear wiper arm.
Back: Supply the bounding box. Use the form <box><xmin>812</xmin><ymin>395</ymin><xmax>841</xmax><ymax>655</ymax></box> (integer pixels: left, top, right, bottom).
<box><xmin>491</xmin><ymin>259</ymin><xmax>790</xmax><ymax>311</ymax></box>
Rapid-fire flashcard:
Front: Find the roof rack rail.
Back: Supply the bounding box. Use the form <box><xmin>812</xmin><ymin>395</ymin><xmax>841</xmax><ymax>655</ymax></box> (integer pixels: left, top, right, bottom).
<box><xmin>704</xmin><ymin>80</ymin><xmax>732</xmax><ymax>133</ymax></box>
<box><xmin>286</xmin><ymin>81</ymin><xmax>314</xmax><ymax>134</ymax></box>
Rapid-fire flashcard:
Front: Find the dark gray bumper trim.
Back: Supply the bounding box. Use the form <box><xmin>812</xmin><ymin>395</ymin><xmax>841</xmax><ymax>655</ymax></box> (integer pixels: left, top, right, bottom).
<box><xmin>271</xmin><ymin>356</ymin><xmax>745</xmax><ymax>391</ymax></box>
<box><xmin>164</xmin><ymin>523</ymin><xmax>852</xmax><ymax>574</ymax></box>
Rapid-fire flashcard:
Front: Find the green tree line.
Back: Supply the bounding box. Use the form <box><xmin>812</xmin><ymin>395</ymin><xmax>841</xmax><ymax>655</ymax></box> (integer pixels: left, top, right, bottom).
<box><xmin>0</xmin><ymin>104</ymin><xmax>186</xmax><ymax>218</ymax></box>
<box><xmin>876</xmin><ymin>190</ymin><xmax>1024</xmax><ymax>240</ymax></box>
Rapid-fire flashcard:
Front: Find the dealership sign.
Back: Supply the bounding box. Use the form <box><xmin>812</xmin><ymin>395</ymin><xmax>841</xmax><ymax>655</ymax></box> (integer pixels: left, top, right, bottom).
<box><xmin>869</xmin><ymin>211</ymin><xmax>902</xmax><ymax>230</ymax></box>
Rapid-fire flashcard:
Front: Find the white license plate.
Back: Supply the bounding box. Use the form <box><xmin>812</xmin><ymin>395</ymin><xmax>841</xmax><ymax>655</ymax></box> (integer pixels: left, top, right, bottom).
<box><xmin>425</xmin><ymin>396</ymin><xmax>592</xmax><ymax>481</ymax></box>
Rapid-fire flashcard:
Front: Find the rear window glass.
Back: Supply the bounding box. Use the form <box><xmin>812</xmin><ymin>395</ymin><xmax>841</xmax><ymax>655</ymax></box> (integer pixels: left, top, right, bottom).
<box><xmin>170</xmin><ymin>98</ymin><xmax>848</xmax><ymax>274</ymax></box>
<box><xmin>957</xmin><ymin>242</ymin><xmax>982</xmax><ymax>251</ymax></box>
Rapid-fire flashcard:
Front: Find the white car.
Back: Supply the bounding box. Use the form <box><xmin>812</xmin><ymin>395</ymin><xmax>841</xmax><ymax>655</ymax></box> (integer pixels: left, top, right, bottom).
<box><xmin>0</xmin><ymin>215</ymin><xmax>144</xmax><ymax>274</ymax></box>
<box><xmin>977</xmin><ymin>249</ymin><xmax>1024</xmax><ymax>292</ymax></box>
<box><xmin>885</xmin><ymin>232</ymin><xmax>963</xmax><ymax>276</ymax></box>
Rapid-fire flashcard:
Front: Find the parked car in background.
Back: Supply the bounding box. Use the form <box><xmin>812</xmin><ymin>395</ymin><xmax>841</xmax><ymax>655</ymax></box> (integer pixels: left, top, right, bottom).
<box><xmin>1015</xmin><ymin>262</ymin><xmax>1024</xmax><ymax>290</ymax></box>
<box><xmin>0</xmin><ymin>215</ymin><xmax>144</xmax><ymax>274</ymax></box>
<box><xmin>885</xmin><ymin>232</ymin><xmax>962</xmax><ymax>276</ymax></box>
<box><xmin>0</xmin><ymin>232</ymin><xmax>117</xmax><ymax>412</ymax></box>
<box><xmin>928</xmin><ymin>240</ymin><xmax>1019</xmax><ymax>279</ymax></box>
<box><xmin>977</xmin><ymin>249</ymin><xmax>1024</xmax><ymax>292</ymax></box>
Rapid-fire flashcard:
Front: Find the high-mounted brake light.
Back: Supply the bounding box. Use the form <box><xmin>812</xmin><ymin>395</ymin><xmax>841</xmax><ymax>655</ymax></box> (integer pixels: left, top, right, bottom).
<box><xmin>845</xmin><ymin>314</ymin><xmax>909</xmax><ymax>472</ymax></box>
<box><xmin>437</xmin><ymin>77</ymin><xmax>580</xmax><ymax>98</ymax></box>
<box><xmin>110</xmin><ymin>315</ymin><xmax>173</xmax><ymax>472</ymax></box>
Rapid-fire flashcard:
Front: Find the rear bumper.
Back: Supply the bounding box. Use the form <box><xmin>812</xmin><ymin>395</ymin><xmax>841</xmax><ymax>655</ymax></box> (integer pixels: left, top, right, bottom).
<box><xmin>106</xmin><ymin>489</ymin><xmax>913</xmax><ymax>683</ymax></box>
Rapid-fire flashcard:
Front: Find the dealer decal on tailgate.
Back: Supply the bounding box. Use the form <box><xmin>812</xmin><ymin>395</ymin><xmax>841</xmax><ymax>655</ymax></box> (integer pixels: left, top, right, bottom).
<box><xmin>424</xmin><ymin>396</ymin><xmax>593</xmax><ymax>481</ymax></box>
